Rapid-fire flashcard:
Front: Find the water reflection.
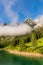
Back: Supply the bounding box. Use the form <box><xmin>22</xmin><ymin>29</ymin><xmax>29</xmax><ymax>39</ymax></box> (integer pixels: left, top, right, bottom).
<box><xmin>0</xmin><ymin>50</ymin><xmax>43</xmax><ymax>65</ymax></box>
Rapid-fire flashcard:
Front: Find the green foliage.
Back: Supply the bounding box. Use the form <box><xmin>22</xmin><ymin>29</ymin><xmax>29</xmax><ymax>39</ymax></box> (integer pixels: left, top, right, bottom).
<box><xmin>34</xmin><ymin>27</ymin><xmax>43</xmax><ymax>39</ymax></box>
<box><xmin>39</xmin><ymin>47</ymin><xmax>43</xmax><ymax>54</ymax></box>
<box><xmin>26</xmin><ymin>47</ymin><xmax>33</xmax><ymax>52</ymax></box>
<box><xmin>19</xmin><ymin>39</ymin><xmax>24</xmax><ymax>47</ymax></box>
<box><xmin>19</xmin><ymin>38</ymin><xmax>26</xmax><ymax>51</ymax></box>
<box><xmin>0</xmin><ymin>28</ymin><xmax>43</xmax><ymax>54</ymax></box>
<box><xmin>31</xmin><ymin>32</ymin><xmax>37</xmax><ymax>47</ymax></box>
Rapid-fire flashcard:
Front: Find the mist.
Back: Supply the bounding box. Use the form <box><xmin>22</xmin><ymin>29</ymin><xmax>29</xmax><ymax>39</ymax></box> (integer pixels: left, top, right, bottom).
<box><xmin>0</xmin><ymin>24</ymin><xmax>32</xmax><ymax>36</ymax></box>
<box><xmin>34</xmin><ymin>15</ymin><xmax>43</xmax><ymax>25</ymax></box>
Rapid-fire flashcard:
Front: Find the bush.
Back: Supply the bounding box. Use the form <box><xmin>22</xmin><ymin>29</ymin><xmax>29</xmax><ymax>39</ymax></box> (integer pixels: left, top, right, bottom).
<box><xmin>39</xmin><ymin>47</ymin><xmax>43</xmax><ymax>54</ymax></box>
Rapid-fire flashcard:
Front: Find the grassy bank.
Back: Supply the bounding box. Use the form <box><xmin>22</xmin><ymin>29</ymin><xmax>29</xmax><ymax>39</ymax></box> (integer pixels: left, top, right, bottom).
<box><xmin>0</xmin><ymin>36</ymin><xmax>43</xmax><ymax>54</ymax></box>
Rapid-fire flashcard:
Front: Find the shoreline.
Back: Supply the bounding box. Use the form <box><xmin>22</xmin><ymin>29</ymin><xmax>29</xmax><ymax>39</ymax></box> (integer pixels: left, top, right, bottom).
<box><xmin>6</xmin><ymin>49</ymin><xmax>43</xmax><ymax>58</ymax></box>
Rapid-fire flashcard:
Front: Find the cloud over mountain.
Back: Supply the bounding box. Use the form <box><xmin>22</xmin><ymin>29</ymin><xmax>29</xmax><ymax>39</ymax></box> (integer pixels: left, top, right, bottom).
<box><xmin>0</xmin><ymin>23</ymin><xmax>32</xmax><ymax>36</ymax></box>
<box><xmin>34</xmin><ymin>15</ymin><xmax>43</xmax><ymax>25</ymax></box>
<box><xmin>0</xmin><ymin>15</ymin><xmax>43</xmax><ymax>36</ymax></box>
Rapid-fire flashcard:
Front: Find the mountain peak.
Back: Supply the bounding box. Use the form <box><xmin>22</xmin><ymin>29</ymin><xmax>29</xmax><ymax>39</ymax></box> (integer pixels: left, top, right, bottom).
<box><xmin>24</xmin><ymin>18</ymin><xmax>36</xmax><ymax>27</ymax></box>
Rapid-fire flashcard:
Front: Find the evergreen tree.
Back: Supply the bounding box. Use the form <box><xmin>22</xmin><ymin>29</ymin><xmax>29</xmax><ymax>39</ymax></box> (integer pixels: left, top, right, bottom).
<box><xmin>19</xmin><ymin>38</ymin><xmax>25</xmax><ymax>51</ymax></box>
<box><xmin>31</xmin><ymin>31</ymin><xmax>37</xmax><ymax>47</ymax></box>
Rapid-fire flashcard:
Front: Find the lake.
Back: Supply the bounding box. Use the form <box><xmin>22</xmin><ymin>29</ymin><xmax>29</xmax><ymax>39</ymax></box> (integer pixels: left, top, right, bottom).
<box><xmin>0</xmin><ymin>50</ymin><xmax>43</xmax><ymax>65</ymax></box>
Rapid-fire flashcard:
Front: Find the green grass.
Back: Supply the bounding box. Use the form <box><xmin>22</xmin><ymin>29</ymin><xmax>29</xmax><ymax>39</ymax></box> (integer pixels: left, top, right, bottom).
<box><xmin>25</xmin><ymin>37</ymin><xmax>43</xmax><ymax>47</ymax></box>
<box><xmin>25</xmin><ymin>37</ymin><xmax>43</xmax><ymax>53</ymax></box>
<box><xmin>0</xmin><ymin>36</ymin><xmax>43</xmax><ymax>53</ymax></box>
<box><xmin>37</xmin><ymin>38</ymin><xmax>43</xmax><ymax>46</ymax></box>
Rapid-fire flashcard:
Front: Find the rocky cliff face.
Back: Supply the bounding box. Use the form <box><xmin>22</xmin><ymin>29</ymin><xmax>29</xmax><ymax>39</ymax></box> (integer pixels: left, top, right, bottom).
<box><xmin>24</xmin><ymin>18</ymin><xmax>36</xmax><ymax>27</ymax></box>
<box><xmin>24</xmin><ymin>18</ymin><xmax>43</xmax><ymax>29</ymax></box>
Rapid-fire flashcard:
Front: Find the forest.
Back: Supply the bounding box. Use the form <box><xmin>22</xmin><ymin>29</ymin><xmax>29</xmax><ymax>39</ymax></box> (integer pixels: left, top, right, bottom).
<box><xmin>0</xmin><ymin>26</ymin><xmax>43</xmax><ymax>54</ymax></box>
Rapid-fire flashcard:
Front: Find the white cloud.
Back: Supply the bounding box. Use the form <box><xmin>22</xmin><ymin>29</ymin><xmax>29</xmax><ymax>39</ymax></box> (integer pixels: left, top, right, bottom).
<box><xmin>0</xmin><ymin>0</ymin><xmax>32</xmax><ymax>36</ymax></box>
<box><xmin>0</xmin><ymin>24</ymin><xmax>32</xmax><ymax>36</ymax></box>
<box><xmin>34</xmin><ymin>15</ymin><xmax>43</xmax><ymax>25</ymax></box>
<box><xmin>1</xmin><ymin>0</ymin><xmax>19</xmax><ymax>25</ymax></box>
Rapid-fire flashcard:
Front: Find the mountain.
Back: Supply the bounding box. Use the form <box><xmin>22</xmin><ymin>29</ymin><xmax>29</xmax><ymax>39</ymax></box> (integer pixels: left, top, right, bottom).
<box><xmin>0</xmin><ymin>17</ymin><xmax>43</xmax><ymax>36</ymax></box>
<box><xmin>24</xmin><ymin>17</ymin><xmax>43</xmax><ymax>28</ymax></box>
<box><xmin>24</xmin><ymin>18</ymin><xmax>36</xmax><ymax>27</ymax></box>
<box><xmin>33</xmin><ymin>23</ymin><xmax>42</xmax><ymax>29</ymax></box>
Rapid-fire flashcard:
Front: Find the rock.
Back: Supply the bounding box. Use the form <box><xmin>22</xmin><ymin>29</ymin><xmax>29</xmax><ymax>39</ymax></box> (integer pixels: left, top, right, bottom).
<box><xmin>24</xmin><ymin>18</ymin><xmax>36</xmax><ymax>27</ymax></box>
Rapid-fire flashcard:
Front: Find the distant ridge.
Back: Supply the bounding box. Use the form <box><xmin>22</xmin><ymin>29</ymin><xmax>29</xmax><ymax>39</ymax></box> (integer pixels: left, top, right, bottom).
<box><xmin>0</xmin><ymin>18</ymin><xmax>43</xmax><ymax>36</ymax></box>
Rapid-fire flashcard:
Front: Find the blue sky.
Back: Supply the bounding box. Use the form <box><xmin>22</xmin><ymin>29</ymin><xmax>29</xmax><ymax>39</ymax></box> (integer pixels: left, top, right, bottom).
<box><xmin>0</xmin><ymin>0</ymin><xmax>43</xmax><ymax>24</ymax></box>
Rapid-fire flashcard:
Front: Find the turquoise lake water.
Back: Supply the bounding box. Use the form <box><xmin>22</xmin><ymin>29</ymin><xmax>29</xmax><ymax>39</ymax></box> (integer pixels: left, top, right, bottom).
<box><xmin>0</xmin><ymin>50</ymin><xmax>43</xmax><ymax>65</ymax></box>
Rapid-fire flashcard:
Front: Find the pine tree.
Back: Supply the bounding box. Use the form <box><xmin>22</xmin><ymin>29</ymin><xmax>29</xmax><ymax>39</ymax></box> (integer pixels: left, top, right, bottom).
<box><xmin>31</xmin><ymin>31</ymin><xmax>37</xmax><ymax>47</ymax></box>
